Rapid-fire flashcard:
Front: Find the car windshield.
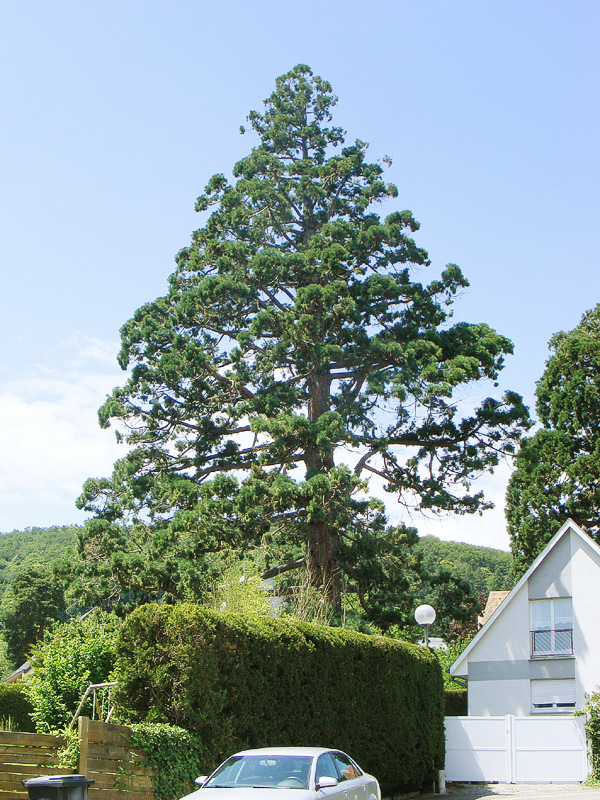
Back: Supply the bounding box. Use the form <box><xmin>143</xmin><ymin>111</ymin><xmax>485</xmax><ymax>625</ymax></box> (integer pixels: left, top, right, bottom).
<box><xmin>206</xmin><ymin>755</ymin><xmax>312</xmax><ymax>790</ymax></box>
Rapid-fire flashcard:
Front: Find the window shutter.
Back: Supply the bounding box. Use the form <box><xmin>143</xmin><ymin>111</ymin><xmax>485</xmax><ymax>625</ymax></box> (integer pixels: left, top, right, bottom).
<box><xmin>531</xmin><ymin>679</ymin><xmax>576</xmax><ymax>708</ymax></box>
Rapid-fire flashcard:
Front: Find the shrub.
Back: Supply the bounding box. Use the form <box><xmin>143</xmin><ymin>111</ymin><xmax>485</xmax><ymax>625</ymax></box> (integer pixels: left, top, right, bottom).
<box><xmin>115</xmin><ymin>604</ymin><xmax>444</xmax><ymax>794</ymax></box>
<box><xmin>580</xmin><ymin>689</ymin><xmax>600</xmax><ymax>780</ymax></box>
<box><xmin>433</xmin><ymin>638</ymin><xmax>470</xmax><ymax>689</ymax></box>
<box><xmin>0</xmin><ymin>682</ymin><xmax>35</xmax><ymax>731</ymax></box>
<box><xmin>25</xmin><ymin>610</ymin><xmax>120</xmax><ymax>732</ymax></box>
<box><xmin>444</xmin><ymin>687</ymin><xmax>467</xmax><ymax>716</ymax></box>
<box><xmin>129</xmin><ymin>723</ymin><xmax>207</xmax><ymax>800</ymax></box>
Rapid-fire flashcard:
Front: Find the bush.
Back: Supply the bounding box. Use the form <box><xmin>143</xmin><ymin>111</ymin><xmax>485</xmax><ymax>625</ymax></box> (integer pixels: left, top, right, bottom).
<box><xmin>433</xmin><ymin>639</ymin><xmax>470</xmax><ymax>688</ymax></box>
<box><xmin>444</xmin><ymin>687</ymin><xmax>467</xmax><ymax>716</ymax></box>
<box><xmin>115</xmin><ymin>604</ymin><xmax>444</xmax><ymax>794</ymax></box>
<box><xmin>129</xmin><ymin>723</ymin><xmax>207</xmax><ymax>800</ymax></box>
<box><xmin>25</xmin><ymin>610</ymin><xmax>120</xmax><ymax>732</ymax></box>
<box><xmin>580</xmin><ymin>689</ymin><xmax>600</xmax><ymax>780</ymax></box>
<box><xmin>0</xmin><ymin>682</ymin><xmax>35</xmax><ymax>731</ymax></box>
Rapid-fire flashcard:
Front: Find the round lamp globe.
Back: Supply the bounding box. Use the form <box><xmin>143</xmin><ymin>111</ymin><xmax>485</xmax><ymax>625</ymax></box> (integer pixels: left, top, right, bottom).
<box><xmin>414</xmin><ymin>604</ymin><xmax>436</xmax><ymax>626</ymax></box>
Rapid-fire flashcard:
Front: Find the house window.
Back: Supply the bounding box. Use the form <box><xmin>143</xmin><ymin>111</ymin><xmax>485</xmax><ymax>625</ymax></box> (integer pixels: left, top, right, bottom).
<box><xmin>531</xmin><ymin>598</ymin><xmax>573</xmax><ymax>656</ymax></box>
<box><xmin>531</xmin><ymin>678</ymin><xmax>576</xmax><ymax>711</ymax></box>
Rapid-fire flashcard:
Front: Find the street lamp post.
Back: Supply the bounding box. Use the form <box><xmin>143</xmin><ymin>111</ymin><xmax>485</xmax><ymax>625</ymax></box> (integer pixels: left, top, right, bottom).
<box><xmin>414</xmin><ymin>604</ymin><xmax>436</xmax><ymax>648</ymax></box>
<box><xmin>413</xmin><ymin>603</ymin><xmax>446</xmax><ymax>795</ymax></box>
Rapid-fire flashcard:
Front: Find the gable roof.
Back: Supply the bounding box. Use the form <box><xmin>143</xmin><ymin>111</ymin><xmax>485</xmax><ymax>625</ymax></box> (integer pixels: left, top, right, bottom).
<box><xmin>450</xmin><ymin>519</ymin><xmax>600</xmax><ymax>676</ymax></box>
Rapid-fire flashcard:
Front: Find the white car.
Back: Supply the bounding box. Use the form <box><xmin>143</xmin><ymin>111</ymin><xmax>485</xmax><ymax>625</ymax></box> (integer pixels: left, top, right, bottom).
<box><xmin>180</xmin><ymin>747</ymin><xmax>381</xmax><ymax>800</ymax></box>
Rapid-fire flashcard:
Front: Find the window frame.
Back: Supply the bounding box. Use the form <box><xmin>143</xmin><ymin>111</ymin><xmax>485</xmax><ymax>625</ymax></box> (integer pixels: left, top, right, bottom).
<box><xmin>530</xmin><ymin>597</ymin><xmax>573</xmax><ymax>658</ymax></box>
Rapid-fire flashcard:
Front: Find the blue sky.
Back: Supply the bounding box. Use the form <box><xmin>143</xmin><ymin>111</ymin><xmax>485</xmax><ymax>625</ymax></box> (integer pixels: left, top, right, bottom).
<box><xmin>1</xmin><ymin>1</ymin><xmax>598</xmax><ymax>548</ymax></box>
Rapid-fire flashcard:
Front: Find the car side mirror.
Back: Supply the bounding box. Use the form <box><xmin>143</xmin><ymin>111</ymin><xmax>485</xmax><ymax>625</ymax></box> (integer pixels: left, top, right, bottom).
<box><xmin>195</xmin><ymin>777</ymin><xmax>209</xmax><ymax>786</ymax></box>
<box><xmin>317</xmin><ymin>777</ymin><xmax>339</xmax><ymax>789</ymax></box>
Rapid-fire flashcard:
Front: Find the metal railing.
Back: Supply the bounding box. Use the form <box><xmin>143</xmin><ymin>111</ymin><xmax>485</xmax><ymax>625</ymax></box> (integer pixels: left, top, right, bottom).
<box><xmin>531</xmin><ymin>628</ymin><xmax>573</xmax><ymax>656</ymax></box>
<box><xmin>68</xmin><ymin>682</ymin><xmax>117</xmax><ymax>729</ymax></box>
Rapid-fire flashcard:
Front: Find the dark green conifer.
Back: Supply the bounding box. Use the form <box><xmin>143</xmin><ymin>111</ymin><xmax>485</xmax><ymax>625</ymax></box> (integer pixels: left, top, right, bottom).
<box><xmin>78</xmin><ymin>65</ymin><xmax>528</xmax><ymax>621</ymax></box>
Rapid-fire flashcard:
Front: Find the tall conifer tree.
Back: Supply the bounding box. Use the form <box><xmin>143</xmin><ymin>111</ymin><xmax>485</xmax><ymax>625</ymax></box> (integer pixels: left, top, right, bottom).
<box><xmin>78</xmin><ymin>65</ymin><xmax>528</xmax><ymax>621</ymax></box>
<box><xmin>507</xmin><ymin>305</ymin><xmax>600</xmax><ymax>574</ymax></box>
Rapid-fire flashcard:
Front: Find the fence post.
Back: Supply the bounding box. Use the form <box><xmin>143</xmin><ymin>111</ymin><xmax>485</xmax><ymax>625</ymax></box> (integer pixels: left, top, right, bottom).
<box><xmin>78</xmin><ymin>716</ymin><xmax>89</xmax><ymax>776</ymax></box>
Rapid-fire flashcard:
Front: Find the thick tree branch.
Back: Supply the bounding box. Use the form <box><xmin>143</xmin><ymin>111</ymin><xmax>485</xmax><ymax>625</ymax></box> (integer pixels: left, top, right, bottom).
<box><xmin>262</xmin><ymin>557</ymin><xmax>306</xmax><ymax>579</ymax></box>
<box><xmin>205</xmin><ymin>365</ymin><xmax>255</xmax><ymax>399</ymax></box>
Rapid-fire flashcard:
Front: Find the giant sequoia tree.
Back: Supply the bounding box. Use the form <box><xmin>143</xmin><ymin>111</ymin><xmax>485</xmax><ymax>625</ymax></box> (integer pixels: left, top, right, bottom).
<box><xmin>77</xmin><ymin>65</ymin><xmax>529</xmax><ymax>622</ymax></box>
<box><xmin>507</xmin><ymin>305</ymin><xmax>600</xmax><ymax>574</ymax></box>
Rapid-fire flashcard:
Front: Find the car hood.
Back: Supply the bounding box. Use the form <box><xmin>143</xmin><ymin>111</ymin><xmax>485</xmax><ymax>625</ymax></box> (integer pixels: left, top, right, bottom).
<box><xmin>181</xmin><ymin>789</ymin><xmax>315</xmax><ymax>800</ymax></box>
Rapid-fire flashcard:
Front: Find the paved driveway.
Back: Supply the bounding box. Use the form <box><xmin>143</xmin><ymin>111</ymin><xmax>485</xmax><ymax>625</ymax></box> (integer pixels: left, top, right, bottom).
<box><xmin>430</xmin><ymin>783</ymin><xmax>600</xmax><ymax>800</ymax></box>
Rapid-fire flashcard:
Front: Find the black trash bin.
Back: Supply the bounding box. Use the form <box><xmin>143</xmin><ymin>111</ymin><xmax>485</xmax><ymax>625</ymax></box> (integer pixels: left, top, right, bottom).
<box><xmin>23</xmin><ymin>775</ymin><xmax>95</xmax><ymax>800</ymax></box>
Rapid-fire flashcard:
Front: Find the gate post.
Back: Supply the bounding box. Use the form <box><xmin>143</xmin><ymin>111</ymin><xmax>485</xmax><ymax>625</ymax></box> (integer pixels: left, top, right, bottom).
<box><xmin>78</xmin><ymin>716</ymin><xmax>90</xmax><ymax>776</ymax></box>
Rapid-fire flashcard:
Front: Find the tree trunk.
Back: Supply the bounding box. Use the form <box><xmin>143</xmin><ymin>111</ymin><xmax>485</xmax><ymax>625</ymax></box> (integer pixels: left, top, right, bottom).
<box><xmin>305</xmin><ymin>369</ymin><xmax>341</xmax><ymax>612</ymax></box>
<box><xmin>306</xmin><ymin>521</ymin><xmax>341</xmax><ymax>612</ymax></box>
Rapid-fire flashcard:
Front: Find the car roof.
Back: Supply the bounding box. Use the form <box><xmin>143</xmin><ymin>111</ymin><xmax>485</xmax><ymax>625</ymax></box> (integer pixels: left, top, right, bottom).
<box><xmin>233</xmin><ymin>747</ymin><xmax>334</xmax><ymax>758</ymax></box>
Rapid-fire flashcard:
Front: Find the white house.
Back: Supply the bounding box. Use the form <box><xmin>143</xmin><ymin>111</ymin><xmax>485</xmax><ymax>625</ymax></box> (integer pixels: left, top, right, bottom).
<box><xmin>450</xmin><ymin>519</ymin><xmax>600</xmax><ymax>716</ymax></box>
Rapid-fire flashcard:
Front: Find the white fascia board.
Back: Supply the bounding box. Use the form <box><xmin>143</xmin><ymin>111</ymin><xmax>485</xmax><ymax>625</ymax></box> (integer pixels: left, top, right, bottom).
<box><xmin>449</xmin><ymin>519</ymin><xmax>591</xmax><ymax>676</ymax></box>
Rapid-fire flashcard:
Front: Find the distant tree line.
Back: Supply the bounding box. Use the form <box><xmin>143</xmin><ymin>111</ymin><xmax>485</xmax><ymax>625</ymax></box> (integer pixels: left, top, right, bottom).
<box><xmin>0</xmin><ymin>523</ymin><xmax>513</xmax><ymax>676</ymax></box>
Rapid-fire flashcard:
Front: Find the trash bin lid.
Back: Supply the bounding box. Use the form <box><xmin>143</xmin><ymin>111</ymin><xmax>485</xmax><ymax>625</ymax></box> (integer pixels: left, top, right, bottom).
<box><xmin>23</xmin><ymin>775</ymin><xmax>95</xmax><ymax>788</ymax></box>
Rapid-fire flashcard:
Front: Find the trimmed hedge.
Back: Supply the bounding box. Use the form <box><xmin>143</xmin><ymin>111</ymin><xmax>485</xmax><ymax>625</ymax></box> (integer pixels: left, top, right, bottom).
<box><xmin>0</xmin><ymin>682</ymin><xmax>35</xmax><ymax>731</ymax></box>
<box><xmin>444</xmin><ymin>688</ymin><xmax>467</xmax><ymax>716</ymax></box>
<box><xmin>115</xmin><ymin>605</ymin><xmax>444</xmax><ymax>794</ymax></box>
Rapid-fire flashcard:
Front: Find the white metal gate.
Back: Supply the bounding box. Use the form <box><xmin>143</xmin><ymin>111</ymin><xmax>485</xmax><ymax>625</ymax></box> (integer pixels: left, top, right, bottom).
<box><xmin>444</xmin><ymin>715</ymin><xmax>589</xmax><ymax>783</ymax></box>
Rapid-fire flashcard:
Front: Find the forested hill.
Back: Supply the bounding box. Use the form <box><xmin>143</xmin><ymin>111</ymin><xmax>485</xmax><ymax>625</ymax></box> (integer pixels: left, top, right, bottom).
<box><xmin>0</xmin><ymin>525</ymin><xmax>78</xmax><ymax>596</ymax></box>
<box><xmin>0</xmin><ymin>525</ymin><xmax>514</xmax><ymax>602</ymax></box>
<box><xmin>414</xmin><ymin>535</ymin><xmax>514</xmax><ymax>594</ymax></box>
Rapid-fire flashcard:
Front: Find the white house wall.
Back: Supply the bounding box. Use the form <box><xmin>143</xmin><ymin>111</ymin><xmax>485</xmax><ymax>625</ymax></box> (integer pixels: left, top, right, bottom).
<box><xmin>464</xmin><ymin>583</ymin><xmax>529</xmax><ymax>714</ymax></box>
<box><xmin>468</xmin><ymin>678</ymin><xmax>531</xmax><ymax>716</ymax></box>
<box><xmin>527</xmin><ymin>529</ymin><xmax>572</xmax><ymax>600</ymax></box>
<box><xmin>571</xmin><ymin>534</ymin><xmax>600</xmax><ymax>707</ymax></box>
<box><xmin>463</xmin><ymin>529</ymin><xmax>578</xmax><ymax>716</ymax></box>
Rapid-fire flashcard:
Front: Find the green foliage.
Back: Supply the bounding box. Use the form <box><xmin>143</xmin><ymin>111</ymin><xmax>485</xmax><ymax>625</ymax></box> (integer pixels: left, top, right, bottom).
<box><xmin>444</xmin><ymin>688</ymin><xmax>467</xmax><ymax>716</ymax></box>
<box><xmin>579</xmin><ymin>689</ymin><xmax>600</xmax><ymax>780</ymax></box>
<box><xmin>0</xmin><ymin>638</ymin><xmax>13</xmax><ymax>680</ymax></box>
<box><xmin>283</xmin><ymin>566</ymin><xmax>335</xmax><ymax>625</ymax></box>
<box><xmin>0</xmin><ymin>526</ymin><xmax>78</xmax><ymax>599</ymax></box>
<box><xmin>0</xmin><ymin>682</ymin><xmax>35</xmax><ymax>732</ymax></box>
<box><xmin>430</xmin><ymin>639</ymin><xmax>469</xmax><ymax>714</ymax></box>
<box><xmin>432</xmin><ymin>638</ymin><xmax>470</xmax><ymax>689</ymax></box>
<box><xmin>77</xmin><ymin>64</ymin><xmax>529</xmax><ymax>623</ymax></box>
<box><xmin>57</xmin><ymin>727</ymin><xmax>80</xmax><ymax>770</ymax></box>
<box><xmin>0</xmin><ymin>526</ymin><xmax>79</xmax><ymax>675</ymax></box>
<box><xmin>25</xmin><ymin>611</ymin><xmax>120</xmax><ymax>732</ymax></box>
<box><xmin>115</xmin><ymin>603</ymin><xmax>444</xmax><ymax>794</ymax></box>
<box><xmin>206</xmin><ymin>562</ymin><xmax>272</xmax><ymax>616</ymax></box>
<box><xmin>414</xmin><ymin>536</ymin><xmax>513</xmax><ymax>595</ymax></box>
<box><xmin>417</xmin><ymin>572</ymin><xmax>481</xmax><ymax>643</ymax></box>
<box><xmin>507</xmin><ymin>305</ymin><xmax>600</xmax><ymax>573</ymax></box>
<box><xmin>1</xmin><ymin>564</ymin><xmax>66</xmax><ymax>665</ymax></box>
<box><xmin>129</xmin><ymin>723</ymin><xmax>207</xmax><ymax>800</ymax></box>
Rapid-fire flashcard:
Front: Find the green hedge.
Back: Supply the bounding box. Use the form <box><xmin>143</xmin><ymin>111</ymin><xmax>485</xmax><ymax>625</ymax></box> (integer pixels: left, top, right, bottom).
<box><xmin>129</xmin><ymin>723</ymin><xmax>207</xmax><ymax>800</ymax></box>
<box><xmin>444</xmin><ymin>688</ymin><xmax>467</xmax><ymax>716</ymax></box>
<box><xmin>115</xmin><ymin>605</ymin><xmax>444</xmax><ymax>795</ymax></box>
<box><xmin>0</xmin><ymin>682</ymin><xmax>35</xmax><ymax>731</ymax></box>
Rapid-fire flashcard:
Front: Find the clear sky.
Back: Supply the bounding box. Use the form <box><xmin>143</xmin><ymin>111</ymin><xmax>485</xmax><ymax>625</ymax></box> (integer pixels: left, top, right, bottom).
<box><xmin>1</xmin><ymin>1</ymin><xmax>598</xmax><ymax>549</ymax></box>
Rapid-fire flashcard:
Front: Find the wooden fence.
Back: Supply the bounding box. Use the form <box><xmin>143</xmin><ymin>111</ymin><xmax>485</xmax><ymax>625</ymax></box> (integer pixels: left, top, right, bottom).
<box><xmin>80</xmin><ymin>718</ymin><xmax>154</xmax><ymax>800</ymax></box>
<box><xmin>0</xmin><ymin>719</ymin><xmax>156</xmax><ymax>800</ymax></box>
<box><xmin>0</xmin><ymin>731</ymin><xmax>71</xmax><ymax>799</ymax></box>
